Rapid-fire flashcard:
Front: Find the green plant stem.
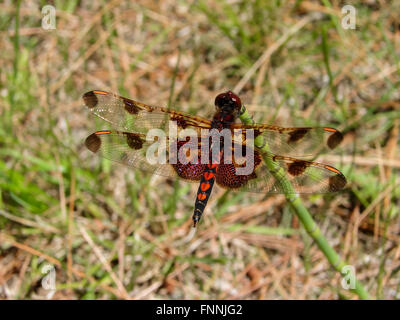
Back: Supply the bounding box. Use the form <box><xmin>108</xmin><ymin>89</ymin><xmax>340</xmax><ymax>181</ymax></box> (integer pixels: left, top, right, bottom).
<box><xmin>239</xmin><ymin>106</ymin><xmax>370</xmax><ymax>300</ymax></box>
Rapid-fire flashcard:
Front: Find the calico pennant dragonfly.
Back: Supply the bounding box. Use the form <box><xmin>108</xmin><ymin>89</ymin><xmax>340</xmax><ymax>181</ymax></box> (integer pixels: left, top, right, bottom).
<box><xmin>83</xmin><ymin>90</ymin><xmax>346</xmax><ymax>227</ymax></box>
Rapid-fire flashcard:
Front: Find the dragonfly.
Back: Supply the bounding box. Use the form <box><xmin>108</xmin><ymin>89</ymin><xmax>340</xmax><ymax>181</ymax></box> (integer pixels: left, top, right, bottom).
<box><xmin>83</xmin><ymin>90</ymin><xmax>346</xmax><ymax>227</ymax></box>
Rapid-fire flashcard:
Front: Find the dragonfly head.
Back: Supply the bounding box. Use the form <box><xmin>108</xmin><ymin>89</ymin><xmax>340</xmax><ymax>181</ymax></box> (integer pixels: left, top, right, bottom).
<box><xmin>215</xmin><ymin>91</ymin><xmax>242</xmax><ymax>116</ymax></box>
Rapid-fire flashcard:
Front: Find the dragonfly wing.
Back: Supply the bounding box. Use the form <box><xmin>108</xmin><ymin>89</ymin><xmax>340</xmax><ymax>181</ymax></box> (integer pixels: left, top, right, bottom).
<box><xmin>215</xmin><ymin>144</ymin><xmax>346</xmax><ymax>194</ymax></box>
<box><xmin>83</xmin><ymin>90</ymin><xmax>211</xmax><ymax>135</ymax></box>
<box><xmin>231</xmin><ymin>123</ymin><xmax>343</xmax><ymax>158</ymax></box>
<box><xmin>85</xmin><ymin>130</ymin><xmax>207</xmax><ymax>181</ymax></box>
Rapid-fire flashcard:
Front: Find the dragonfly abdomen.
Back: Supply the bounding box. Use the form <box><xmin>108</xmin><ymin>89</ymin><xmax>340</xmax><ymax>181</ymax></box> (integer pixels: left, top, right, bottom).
<box><xmin>192</xmin><ymin>164</ymin><xmax>217</xmax><ymax>227</ymax></box>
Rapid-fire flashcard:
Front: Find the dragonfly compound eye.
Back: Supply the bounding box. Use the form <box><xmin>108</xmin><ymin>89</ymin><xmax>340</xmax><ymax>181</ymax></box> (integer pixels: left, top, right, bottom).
<box><xmin>214</xmin><ymin>91</ymin><xmax>242</xmax><ymax>113</ymax></box>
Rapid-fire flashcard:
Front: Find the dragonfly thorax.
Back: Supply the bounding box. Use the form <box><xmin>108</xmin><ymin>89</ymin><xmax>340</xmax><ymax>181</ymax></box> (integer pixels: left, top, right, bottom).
<box><xmin>211</xmin><ymin>111</ymin><xmax>236</xmax><ymax>129</ymax></box>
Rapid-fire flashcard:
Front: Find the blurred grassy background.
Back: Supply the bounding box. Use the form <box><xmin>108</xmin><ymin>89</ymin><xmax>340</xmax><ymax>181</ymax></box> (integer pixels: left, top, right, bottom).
<box><xmin>0</xmin><ymin>0</ymin><xmax>399</xmax><ymax>299</ymax></box>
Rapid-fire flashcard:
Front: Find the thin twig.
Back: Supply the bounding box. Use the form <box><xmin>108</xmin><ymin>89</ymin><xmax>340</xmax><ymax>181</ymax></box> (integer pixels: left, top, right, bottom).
<box><xmin>239</xmin><ymin>105</ymin><xmax>370</xmax><ymax>300</ymax></box>
<box><xmin>78</xmin><ymin>224</ymin><xmax>130</xmax><ymax>298</ymax></box>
